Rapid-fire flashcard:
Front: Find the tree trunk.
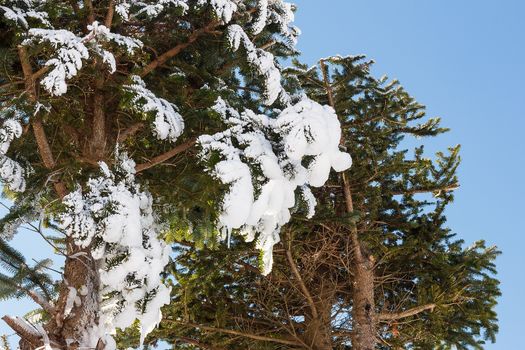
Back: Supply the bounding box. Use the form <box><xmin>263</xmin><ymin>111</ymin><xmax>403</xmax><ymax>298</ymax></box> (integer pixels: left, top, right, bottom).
<box><xmin>351</xmin><ymin>251</ymin><xmax>376</xmax><ymax>350</ymax></box>
<box><xmin>319</xmin><ymin>58</ymin><xmax>378</xmax><ymax>350</ymax></box>
<box><xmin>342</xmin><ymin>173</ymin><xmax>377</xmax><ymax>350</ymax></box>
<box><xmin>48</xmin><ymin>246</ymin><xmax>101</xmax><ymax>349</ymax></box>
<box><xmin>4</xmin><ymin>246</ymin><xmax>101</xmax><ymax>350</ymax></box>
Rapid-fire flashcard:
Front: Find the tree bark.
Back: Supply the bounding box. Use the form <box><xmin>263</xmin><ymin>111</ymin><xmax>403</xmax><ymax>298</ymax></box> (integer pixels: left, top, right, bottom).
<box><xmin>50</xmin><ymin>248</ymin><xmax>100</xmax><ymax>349</ymax></box>
<box><xmin>342</xmin><ymin>172</ymin><xmax>377</xmax><ymax>350</ymax></box>
<box><xmin>5</xmin><ymin>45</ymin><xmax>104</xmax><ymax>350</ymax></box>
<box><xmin>319</xmin><ymin>59</ymin><xmax>377</xmax><ymax>350</ymax></box>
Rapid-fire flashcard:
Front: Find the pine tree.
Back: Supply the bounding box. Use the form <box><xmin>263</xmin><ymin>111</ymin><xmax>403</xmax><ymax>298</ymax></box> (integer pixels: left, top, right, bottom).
<box><xmin>154</xmin><ymin>56</ymin><xmax>500</xmax><ymax>349</ymax></box>
<box><xmin>0</xmin><ymin>1</ymin><xmax>354</xmax><ymax>349</ymax></box>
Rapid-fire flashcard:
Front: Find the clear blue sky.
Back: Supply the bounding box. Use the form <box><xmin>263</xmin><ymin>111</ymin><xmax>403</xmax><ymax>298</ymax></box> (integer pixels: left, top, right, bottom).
<box><xmin>1</xmin><ymin>1</ymin><xmax>523</xmax><ymax>348</ymax></box>
<box><xmin>293</xmin><ymin>0</ymin><xmax>524</xmax><ymax>348</ymax></box>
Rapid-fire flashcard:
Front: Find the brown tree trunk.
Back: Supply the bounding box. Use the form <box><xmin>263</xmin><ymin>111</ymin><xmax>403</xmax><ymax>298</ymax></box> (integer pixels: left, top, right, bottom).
<box><xmin>319</xmin><ymin>58</ymin><xmax>377</xmax><ymax>350</ymax></box>
<box><xmin>343</xmin><ymin>173</ymin><xmax>377</xmax><ymax>350</ymax></box>
<box><xmin>48</xmin><ymin>247</ymin><xmax>101</xmax><ymax>349</ymax></box>
<box><xmin>3</xmin><ymin>246</ymin><xmax>101</xmax><ymax>350</ymax></box>
<box><xmin>351</xmin><ymin>251</ymin><xmax>376</xmax><ymax>350</ymax></box>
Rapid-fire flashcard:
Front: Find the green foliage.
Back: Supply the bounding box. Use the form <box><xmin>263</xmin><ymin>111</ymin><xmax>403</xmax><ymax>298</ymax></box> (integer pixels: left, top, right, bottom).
<box><xmin>0</xmin><ymin>238</ymin><xmax>55</xmax><ymax>301</ymax></box>
<box><xmin>155</xmin><ymin>55</ymin><xmax>500</xmax><ymax>350</ymax></box>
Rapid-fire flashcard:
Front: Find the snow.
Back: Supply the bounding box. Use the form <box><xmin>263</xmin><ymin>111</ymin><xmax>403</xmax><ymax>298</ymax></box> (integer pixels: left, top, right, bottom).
<box><xmin>87</xmin><ymin>21</ymin><xmax>143</xmax><ymax>55</ymax></box>
<box><xmin>0</xmin><ymin>118</ymin><xmax>26</xmax><ymax>192</ymax></box>
<box><xmin>197</xmin><ymin>0</ymin><xmax>237</xmax><ymax>23</ymax></box>
<box><xmin>266</xmin><ymin>0</ymin><xmax>299</xmax><ymax>47</ymax></box>
<box><xmin>124</xmin><ymin>75</ymin><xmax>185</xmax><ymax>142</ymax></box>
<box><xmin>300</xmin><ymin>186</ymin><xmax>317</xmax><ymax>219</ymax></box>
<box><xmin>275</xmin><ymin>99</ymin><xmax>353</xmax><ymax>186</ymax></box>
<box><xmin>23</xmin><ymin>29</ymin><xmax>89</xmax><ymax>96</ymax></box>
<box><xmin>60</xmin><ymin>154</ymin><xmax>172</xmax><ymax>348</ymax></box>
<box><xmin>24</xmin><ymin>22</ymin><xmax>142</xmax><ymax>96</ymax></box>
<box><xmin>199</xmin><ymin>97</ymin><xmax>351</xmax><ymax>274</ymax></box>
<box><xmin>250</xmin><ymin>0</ymin><xmax>268</xmax><ymax>34</ymax></box>
<box><xmin>0</xmin><ymin>0</ymin><xmax>50</xmax><ymax>29</ymax></box>
<box><xmin>63</xmin><ymin>287</ymin><xmax>77</xmax><ymax>318</ymax></box>
<box><xmin>226</xmin><ymin>24</ymin><xmax>288</xmax><ymax>105</ymax></box>
<box><xmin>117</xmin><ymin>0</ymin><xmax>189</xmax><ymax>19</ymax></box>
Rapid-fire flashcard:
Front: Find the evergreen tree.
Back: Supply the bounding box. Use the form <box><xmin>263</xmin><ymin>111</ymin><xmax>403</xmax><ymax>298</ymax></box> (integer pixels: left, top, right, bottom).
<box><xmin>155</xmin><ymin>56</ymin><xmax>500</xmax><ymax>350</ymax></box>
<box><xmin>0</xmin><ymin>1</ymin><xmax>354</xmax><ymax>349</ymax></box>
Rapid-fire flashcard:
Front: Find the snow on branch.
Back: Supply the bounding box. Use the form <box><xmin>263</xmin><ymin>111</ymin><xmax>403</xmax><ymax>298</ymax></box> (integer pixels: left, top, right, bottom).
<box><xmin>60</xmin><ymin>154</ymin><xmax>172</xmax><ymax>348</ymax></box>
<box><xmin>250</xmin><ymin>0</ymin><xmax>299</xmax><ymax>48</ymax></box>
<box><xmin>226</xmin><ymin>24</ymin><xmax>288</xmax><ymax>105</ymax></box>
<box><xmin>124</xmin><ymin>75</ymin><xmax>185</xmax><ymax>142</ymax></box>
<box><xmin>199</xmin><ymin>97</ymin><xmax>352</xmax><ymax>274</ymax></box>
<box><xmin>196</xmin><ymin>0</ymin><xmax>237</xmax><ymax>23</ymax></box>
<box><xmin>23</xmin><ymin>22</ymin><xmax>142</xmax><ymax>96</ymax></box>
<box><xmin>115</xmin><ymin>0</ymin><xmax>189</xmax><ymax>20</ymax></box>
<box><xmin>23</xmin><ymin>28</ymin><xmax>89</xmax><ymax>96</ymax></box>
<box><xmin>0</xmin><ymin>0</ymin><xmax>50</xmax><ymax>29</ymax></box>
<box><xmin>0</xmin><ymin>117</ymin><xmax>26</xmax><ymax>192</ymax></box>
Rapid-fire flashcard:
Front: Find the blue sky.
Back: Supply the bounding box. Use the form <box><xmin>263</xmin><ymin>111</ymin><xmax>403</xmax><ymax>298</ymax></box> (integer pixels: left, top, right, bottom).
<box><xmin>1</xmin><ymin>1</ymin><xmax>523</xmax><ymax>349</ymax></box>
<box><xmin>292</xmin><ymin>0</ymin><xmax>523</xmax><ymax>348</ymax></box>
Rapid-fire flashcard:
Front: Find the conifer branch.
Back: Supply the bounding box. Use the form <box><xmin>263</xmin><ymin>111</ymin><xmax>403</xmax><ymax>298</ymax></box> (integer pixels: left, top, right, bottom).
<box><xmin>166</xmin><ymin>321</ymin><xmax>301</xmax><ymax>346</ymax></box>
<box><xmin>140</xmin><ymin>22</ymin><xmax>219</xmax><ymax>77</ymax></box>
<box><xmin>319</xmin><ymin>59</ymin><xmax>335</xmax><ymax>107</ymax></box>
<box><xmin>17</xmin><ymin>46</ymin><xmax>67</xmax><ymax>199</ymax></box>
<box><xmin>378</xmin><ymin>303</ymin><xmax>436</xmax><ymax>321</ymax></box>
<box><xmin>135</xmin><ymin>138</ymin><xmax>196</xmax><ymax>172</ymax></box>
<box><xmin>174</xmin><ymin>337</ymin><xmax>224</xmax><ymax>350</ymax></box>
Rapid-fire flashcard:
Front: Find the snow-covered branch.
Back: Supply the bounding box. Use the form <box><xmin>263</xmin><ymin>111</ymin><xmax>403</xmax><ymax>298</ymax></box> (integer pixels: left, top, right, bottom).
<box><xmin>199</xmin><ymin>97</ymin><xmax>352</xmax><ymax>274</ymax></box>
<box><xmin>60</xmin><ymin>154</ymin><xmax>172</xmax><ymax>348</ymax></box>
<box><xmin>124</xmin><ymin>75</ymin><xmax>185</xmax><ymax>142</ymax></box>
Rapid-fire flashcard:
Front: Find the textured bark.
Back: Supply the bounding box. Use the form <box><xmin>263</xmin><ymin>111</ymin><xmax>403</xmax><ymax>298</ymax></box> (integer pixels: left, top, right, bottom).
<box><xmin>48</xmin><ymin>247</ymin><xmax>101</xmax><ymax>349</ymax></box>
<box><xmin>351</xmin><ymin>253</ymin><xmax>376</xmax><ymax>350</ymax></box>
<box><xmin>4</xmin><ymin>246</ymin><xmax>101</xmax><ymax>350</ymax></box>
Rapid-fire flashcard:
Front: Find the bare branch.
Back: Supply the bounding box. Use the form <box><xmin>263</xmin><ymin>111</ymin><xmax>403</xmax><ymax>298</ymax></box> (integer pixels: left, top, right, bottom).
<box><xmin>392</xmin><ymin>183</ymin><xmax>459</xmax><ymax>196</ymax></box>
<box><xmin>117</xmin><ymin>122</ymin><xmax>144</xmax><ymax>143</ymax></box>
<box><xmin>166</xmin><ymin>320</ymin><xmax>301</xmax><ymax>346</ymax></box>
<box><xmin>135</xmin><ymin>138</ymin><xmax>196</xmax><ymax>173</ymax></box>
<box><xmin>378</xmin><ymin>303</ymin><xmax>436</xmax><ymax>321</ymax></box>
<box><xmin>140</xmin><ymin>22</ymin><xmax>219</xmax><ymax>77</ymax></box>
<box><xmin>26</xmin><ymin>290</ymin><xmax>57</xmax><ymax>316</ymax></box>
